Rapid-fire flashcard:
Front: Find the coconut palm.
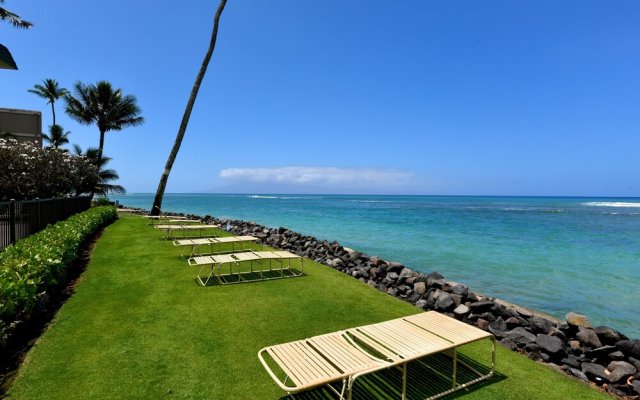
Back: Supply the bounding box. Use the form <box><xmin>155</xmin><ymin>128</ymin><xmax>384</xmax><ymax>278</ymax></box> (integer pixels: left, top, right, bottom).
<box><xmin>28</xmin><ymin>79</ymin><xmax>68</xmax><ymax>125</ymax></box>
<box><xmin>64</xmin><ymin>80</ymin><xmax>144</xmax><ymax>169</ymax></box>
<box><xmin>0</xmin><ymin>0</ymin><xmax>31</xmax><ymax>28</ymax></box>
<box><xmin>1</xmin><ymin>0</ymin><xmax>32</xmax><ymax>70</ymax></box>
<box><xmin>150</xmin><ymin>0</ymin><xmax>228</xmax><ymax>216</ymax></box>
<box><xmin>43</xmin><ymin>124</ymin><xmax>70</xmax><ymax>149</ymax></box>
<box><xmin>72</xmin><ymin>144</ymin><xmax>126</xmax><ymax>196</ymax></box>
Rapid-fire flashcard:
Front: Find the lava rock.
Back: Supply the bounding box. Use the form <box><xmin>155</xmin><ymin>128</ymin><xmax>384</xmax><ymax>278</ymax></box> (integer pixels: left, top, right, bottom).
<box><xmin>536</xmin><ymin>334</ymin><xmax>565</xmax><ymax>357</ymax></box>
<box><xmin>451</xmin><ymin>284</ymin><xmax>468</xmax><ymax>296</ymax></box>
<box><xmin>500</xmin><ymin>338</ymin><xmax>518</xmax><ymax>351</ymax></box>
<box><xmin>413</xmin><ymin>282</ymin><xmax>426</xmax><ymax>295</ymax></box>
<box><xmin>415</xmin><ymin>299</ymin><xmax>428</xmax><ymax>310</ymax></box>
<box><xmin>608</xmin><ymin>350</ymin><xmax>625</xmax><ymax>361</ymax></box>
<box><xmin>504</xmin><ymin>327</ymin><xmax>536</xmax><ymax>345</ymax></box>
<box><xmin>470</xmin><ymin>300</ymin><xmax>494</xmax><ymax>312</ymax></box>
<box><xmin>585</xmin><ymin>345</ymin><xmax>617</xmax><ymax>359</ymax></box>
<box><xmin>566</xmin><ymin>312</ymin><xmax>592</xmax><ymax>328</ymax></box>
<box><xmin>489</xmin><ymin>317</ymin><xmax>507</xmax><ymax>333</ymax></box>
<box><xmin>505</xmin><ymin>317</ymin><xmax>521</xmax><ymax>329</ymax></box>
<box><xmin>607</xmin><ymin>361</ymin><xmax>637</xmax><ymax>383</ymax></box>
<box><xmin>387</xmin><ymin>261</ymin><xmax>404</xmax><ymax>273</ymax></box>
<box><xmin>577</xmin><ymin>328</ymin><xmax>603</xmax><ymax>349</ymax></box>
<box><xmin>569</xmin><ymin>368</ymin><xmax>589</xmax><ymax>382</ymax></box>
<box><xmin>531</xmin><ymin>316</ymin><xmax>554</xmax><ymax>333</ymax></box>
<box><xmin>616</xmin><ymin>339</ymin><xmax>640</xmax><ymax>359</ymax></box>
<box><xmin>581</xmin><ymin>362</ymin><xmax>609</xmax><ymax>384</ymax></box>
<box><xmin>425</xmin><ymin>271</ymin><xmax>444</xmax><ymax>280</ymax></box>
<box><xmin>560</xmin><ymin>354</ymin><xmax>582</xmax><ymax>369</ymax></box>
<box><xmin>594</xmin><ymin>325</ymin><xmax>625</xmax><ymax>346</ymax></box>
<box><xmin>476</xmin><ymin>318</ymin><xmax>490</xmax><ymax>330</ymax></box>
<box><xmin>628</xmin><ymin>357</ymin><xmax>640</xmax><ymax>371</ymax></box>
<box><xmin>453</xmin><ymin>304</ymin><xmax>470</xmax><ymax>317</ymax></box>
<box><xmin>435</xmin><ymin>292</ymin><xmax>455</xmax><ymax>311</ymax></box>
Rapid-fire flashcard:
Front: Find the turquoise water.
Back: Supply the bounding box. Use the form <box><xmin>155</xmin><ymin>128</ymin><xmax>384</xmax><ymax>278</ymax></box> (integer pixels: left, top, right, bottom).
<box><xmin>112</xmin><ymin>194</ymin><xmax>640</xmax><ymax>337</ymax></box>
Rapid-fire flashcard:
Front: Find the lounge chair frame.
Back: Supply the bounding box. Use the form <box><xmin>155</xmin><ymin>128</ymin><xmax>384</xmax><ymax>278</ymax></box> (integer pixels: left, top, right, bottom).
<box><xmin>188</xmin><ymin>250</ymin><xmax>304</xmax><ymax>286</ymax></box>
<box><xmin>154</xmin><ymin>224</ymin><xmax>220</xmax><ymax>240</ymax></box>
<box><xmin>258</xmin><ymin>311</ymin><xmax>496</xmax><ymax>400</ymax></box>
<box><xmin>172</xmin><ymin>235</ymin><xmax>259</xmax><ymax>258</ymax></box>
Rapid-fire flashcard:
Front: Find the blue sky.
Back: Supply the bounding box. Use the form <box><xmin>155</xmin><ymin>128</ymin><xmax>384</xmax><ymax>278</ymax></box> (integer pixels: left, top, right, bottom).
<box><xmin>2</xmin><ymin>0</ymin><xmax>639</xmax><ymax>196</ymax></box>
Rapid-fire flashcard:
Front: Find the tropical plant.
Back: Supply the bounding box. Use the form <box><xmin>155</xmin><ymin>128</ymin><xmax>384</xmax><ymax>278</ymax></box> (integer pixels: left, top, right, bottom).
<box><xmin>0</xmin><ymin>0</ymin><xmax>32</xmax><ymax>70</ymax></box>
<box><xmin>0</xmin><ymin>206</ymin><xmax>117</xmax><ymax>341</ymax></box>
<box><xmin>72</xmin><ymin>144</ymin><xmax>126</xmax><ymax>196</ymax></box>
<box><xmin>0</xmin><ymin>0</ymin><xmax>31</xmax><ymax>28</ymax></box>
<box><xmin>0</xmin><ymin>138</ymin><xmax>98</xmax><ymax>200</ymax></box>
<box><xmin>43</xmin><ymin>124</ymin><xmax>70</xmax><ymax>149</ymax></box>
<box><xmin>64</xmin><ymin>80</ymin><xmax>144</xmax><ymax>169</ymax></box>
<box><xmin>150</xmin><ymin>0</ymin><xmax>228</xmax><ymax>216</ymax></box>
<box><xmin>28</xmin><ymin>79</ymin><xmax>68</xmax><ymax>125</ymax></box>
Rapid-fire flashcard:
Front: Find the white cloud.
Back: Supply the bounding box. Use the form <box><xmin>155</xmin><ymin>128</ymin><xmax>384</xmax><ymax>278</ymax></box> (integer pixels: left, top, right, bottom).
<box><xmin>219</xmin><ymin>166</ymin><xmax>415</xmax><ymax>187</ymax></box>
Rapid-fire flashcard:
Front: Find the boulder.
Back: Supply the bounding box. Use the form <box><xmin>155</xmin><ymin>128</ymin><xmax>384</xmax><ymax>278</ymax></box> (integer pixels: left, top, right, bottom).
<box><xmin>530</xmin><ymin>316</ymin><xmax>553</xmax><ymax>333</ymax></box>
<box><xmin>628</xmin><ymin>357</ymin><xmax>640</xmax><ymax>371</ymax></box>
<box><xmin>504</xmin><ymin>327</ymin><xmax>536</xmax><ymax>345</ymax></box>
<box><xmin>581</xmin><ymin>362</ymin><xmax>609</xmax><ymax>384</ymax></box>
<box><xmin>370</xmin><ymin>256</ymin><xmax>384</xmax><ymax>267</ymax></box>
<box><xmin>633</xmin><ymin>380</ymin><xmax>640</xmax><ymax>396</ymax></box>
<box><xmin>387</xmin><ymin>261</ymin><xmax>404</xmax><ymax>273</ymax></box>
<box><xmin>607</xmin><ymin>361</ymin><xmax>637</xmax><ymax>383</ymax></box>
<box><xmin>435</xmin><ymin>292</ymin><xmax>455</xmax><ymax>311</ymax></box>
<box><xmin>407</xmin><ymin>293</ymin><xmax>421</xmax><ymax>304</ymax></box>
<box><xmin>566</xmin><ymin>312</ymin><xmax>592</xmax><ymax>328</ymax></box>
<box><xmin>476</xmin><ymin>318</ymin><xmax>490</xmax><ymax>330</ymax></box>
<box><xmin>577</xmin><ymin>328</ymin><xmax>602</xmax><ymax>349</ymax></box>
<box><xmin>387</xmin><ymin>271</ymin><xmax>399</xmax><ymax>281</ymax></box>
<box><xmin>415</xmin><ymin>299</ymin><xmax>428</xmax><ymax>310</ymax></box>
<box><xmin>397</xmin><ymin>268</ymin><xmax>416</xmax><ymax>284</ymax></box>
<box><xmin>560</xmin><ymin>354</ymin><xmax>582</xmax><ymax>369</ymax></box>
<box><xmin>386</xmin><ymin>287</ymin><xmax>398</xmax><ymax>296</ymax></box>
<box><xmin>469</xmin><ymin>300</ymin><xmax>494</xmax><ymax>312</ymax></box>
<box><xmin>569</xmin><ymin>368</ymin><xmax>588</xmax><ymax>382</ymax></box>
<box><xmin>489</xmin><ymin>317</ymin><xmax>507</xmax><ymax>333</ymax></box>
<box><xmin>505</xmin><ymin>317</ymin><xmax>521</xmax><ymax>329</ymax></box>
<box><xmin>500</xmin><ymin>337</ymin><xmax>518</xmax><ymax>351</ymax></box>
<box><xmin>453</xmin><ymin>304</ymin><xmax>470</xmax><ymax>317</ymax></box>
<box><xmin>413</xmin><ymin>282</ymin><xmax>426</xmax><ymax>295</ymax></box>
<box><xmin>449</xmin><ymin>294</ymin><xmax>463</xmax><ymax>306</ymax></box>
<box><xmin>585</xmin><ymin>345</ymin><xmax>617</xmax><ymax>359</ymax></box>
<box><xmin>594</xmin><ymin>325</ymin><xmax>625</xmax><ymax>346</ymax></box>
<box><xmin>607</xmin><ymin>350</ymin><xmax>625</xmax><ymax>361</ymax></box>
<box><xmin>451</xmin><ymin>284</ymin><xmax>468</xmax><ymax>296</ymax></box>
<box><xmin>616</xmin><ymin>339</ymin><xmax>640</xmax><ymax>359</ymax></box>
<box><xmin>536</xmin><ymin>334</ymin><xmax>565</xmax><ymax>357</ymax></box>
<box><xmin>425</xmin><ymin>271</ymin><xmax>444</xmax><ymax>280</ymax></box>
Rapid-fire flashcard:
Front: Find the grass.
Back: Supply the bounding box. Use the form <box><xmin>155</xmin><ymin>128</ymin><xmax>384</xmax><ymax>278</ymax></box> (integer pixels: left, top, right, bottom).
<box><xmin>6</xmin><ymin>215</ymin><xmax>609</xmax><ymax>399</ymax></box>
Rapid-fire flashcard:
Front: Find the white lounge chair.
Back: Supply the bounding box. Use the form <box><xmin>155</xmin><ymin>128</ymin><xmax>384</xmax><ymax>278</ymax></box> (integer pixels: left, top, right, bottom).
<box><xmin>188</xmin><ymin>250</ymin><xmax>304</xmax><ymax>285</ymax></box>
<box><xmin>258</xmin><ymin>311</ymin><xmax>496</xmax><ymax>400</ymax></box>
<box><xmin>172</xmin><ymin>235</ymin><xmax>259</xmax><ymax>257</ymax></box>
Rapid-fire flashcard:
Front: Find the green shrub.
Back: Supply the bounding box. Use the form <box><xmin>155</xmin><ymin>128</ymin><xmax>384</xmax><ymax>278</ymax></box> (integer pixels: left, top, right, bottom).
<box><xmin>0</xmin><ymin>206</ymin><xmax>117</xmax><ymax>338</ymax></box>
<box><xmin>92</xmin><ymin>197</ymin><xmax>112</xmax><ymax>207</ymax></box>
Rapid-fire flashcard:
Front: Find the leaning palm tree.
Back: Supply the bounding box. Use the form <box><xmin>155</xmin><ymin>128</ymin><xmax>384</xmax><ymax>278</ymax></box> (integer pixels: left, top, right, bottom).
<box><xmin>72</xmin><ymin>144</ymin><xmax>126</xmax><ymax>196</ymax></box>
<box><xmin>43</xmin><ymin>124</ymin><xmax>70</xmax><ymax>149</ymax></box>
<box><xmin>150</xmin><ymin>0</ymin><xmax>228</xmax><ymax>216</ymax></box>
<box><xmin>28</xmin><ymin>79</ymin><xmax>67</xmax><ymax>125</ymax></box>
<box><xmin>64</xmin><ymin>80</ymin><xmax>144</xmax><ymax>169</ymax></box>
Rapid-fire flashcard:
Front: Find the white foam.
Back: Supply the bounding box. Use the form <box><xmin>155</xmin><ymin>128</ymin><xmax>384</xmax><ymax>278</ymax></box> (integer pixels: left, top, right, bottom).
<box><xmin>583</xmin><ymin>202</ymin><xmax>640</xmax><ymax>208</ymax></box>
<box><xmin>248</xmin><ymin>195</ymin><xmax>278</xmax><ymax>199</ymax></box>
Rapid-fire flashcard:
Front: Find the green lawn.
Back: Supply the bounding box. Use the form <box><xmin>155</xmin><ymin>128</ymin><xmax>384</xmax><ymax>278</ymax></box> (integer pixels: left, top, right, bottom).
<box><xmin>6</xmin><ymin>215</ymin><xmax>609</xmax><ymax>399</ymax></box>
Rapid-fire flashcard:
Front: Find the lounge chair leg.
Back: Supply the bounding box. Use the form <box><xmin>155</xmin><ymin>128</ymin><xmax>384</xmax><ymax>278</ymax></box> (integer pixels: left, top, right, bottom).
<box><xmin>402</xmin><ymin>363</ymin><xmax>407</xmax><ymax>400</ymax></box>
<box><xmin>452</xmin><ymin>348</ymin><xmax>457</xmax><ymax>389</ymax></box>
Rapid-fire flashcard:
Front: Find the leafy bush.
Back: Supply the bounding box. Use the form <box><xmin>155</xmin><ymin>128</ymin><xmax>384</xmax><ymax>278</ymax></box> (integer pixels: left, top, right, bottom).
<box><xmin>0</xmin><ymin>138</ymin><xmax>100</xmax><ymax>201</ymax></box>
<box><xmin>0</xmin><ymin>206</ymin><xmax>117</xmax><ymax>339</ymax></box>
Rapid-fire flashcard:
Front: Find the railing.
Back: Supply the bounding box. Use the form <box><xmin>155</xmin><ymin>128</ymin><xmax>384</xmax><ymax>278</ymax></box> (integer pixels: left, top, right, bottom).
<box><xmin>0</xmin><ymin>196</ymin><xmax>92</xmax><ymax>250</ymax></box>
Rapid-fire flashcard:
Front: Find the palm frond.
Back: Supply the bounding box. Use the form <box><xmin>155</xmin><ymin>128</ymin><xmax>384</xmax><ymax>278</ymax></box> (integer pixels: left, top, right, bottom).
<box><xmin>0</xmin><ymin>6</ymin><xmax>32</xmax><ymax>29</ymax></box>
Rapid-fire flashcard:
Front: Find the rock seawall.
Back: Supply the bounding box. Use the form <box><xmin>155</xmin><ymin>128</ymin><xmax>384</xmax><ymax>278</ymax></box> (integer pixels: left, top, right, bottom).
<box><xmin>129</xmin><ymin>208</ymin><xmax>640</xmax><ymax>398</ymax></box>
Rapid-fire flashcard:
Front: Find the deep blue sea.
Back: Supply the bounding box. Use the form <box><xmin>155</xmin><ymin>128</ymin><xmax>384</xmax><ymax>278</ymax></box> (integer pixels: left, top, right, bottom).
<box><xmin>111</xmin><ymin>194</ymin><xmax>640</xmax><ymax>337</ymax></box>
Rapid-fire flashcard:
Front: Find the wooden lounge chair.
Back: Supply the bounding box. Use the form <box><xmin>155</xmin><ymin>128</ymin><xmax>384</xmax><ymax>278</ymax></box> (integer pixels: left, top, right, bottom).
<box><xmin>172</xmin><ymin>235</ymin><xmax>259</xmax><ymax>257</ymax></box>
<box><xmin>188</xmin><ymin>250</ymin><xmax>304</xmax><ymax>285</ymax></box>
<box><xmin>258</xmin><ymin>311</ymin><xmax>495</xmax><ymax>400</ymax></box>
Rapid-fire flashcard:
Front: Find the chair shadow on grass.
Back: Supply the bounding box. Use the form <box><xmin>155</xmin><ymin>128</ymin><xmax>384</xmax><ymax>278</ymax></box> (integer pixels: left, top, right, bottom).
<box><xmin>285</xmin><ymin>352</ymin><xmax>506</xmax><ymax>400</ymax></box>
<box><xmin>194</xmin><ymin>269</ymin><xmax>306</xmax><ymax>286</ymax></box>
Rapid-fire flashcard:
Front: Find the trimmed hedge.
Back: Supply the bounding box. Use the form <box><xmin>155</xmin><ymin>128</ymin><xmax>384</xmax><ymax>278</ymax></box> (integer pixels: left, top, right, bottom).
<box><xmin>0</xmin><ymin>206</ymin><xmax>117</xmax><ymax>340</ymax></box>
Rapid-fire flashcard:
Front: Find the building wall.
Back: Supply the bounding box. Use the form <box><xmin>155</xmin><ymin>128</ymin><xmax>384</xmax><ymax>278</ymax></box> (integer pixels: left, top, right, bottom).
<box><xmin>0</xmin><ymin>108</ymin><xmax>43</xmax><ymax>146</ymax></box>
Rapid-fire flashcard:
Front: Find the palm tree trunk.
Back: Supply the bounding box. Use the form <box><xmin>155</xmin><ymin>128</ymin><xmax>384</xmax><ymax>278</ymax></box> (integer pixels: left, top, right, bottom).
<box><xmin>150</xmin><ymin>0</ymin><xmax>228</xmax><ymax>216</ymax></box>
<box><xmin>91</xmin><ymin>129</ymin><xmax>106</xmax><ymax>200</ymax></box>
<box><xmin>51</xmin><ymin>101</ymin><xmax>56</xmax><ymax>126</ymax></box>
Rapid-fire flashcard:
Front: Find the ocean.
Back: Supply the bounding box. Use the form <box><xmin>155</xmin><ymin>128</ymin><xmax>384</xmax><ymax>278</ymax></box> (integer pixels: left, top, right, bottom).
<box><xmin>111</xmin><ymin>194</ymin><xmax>640</xmax><ymax>337</ymax></box>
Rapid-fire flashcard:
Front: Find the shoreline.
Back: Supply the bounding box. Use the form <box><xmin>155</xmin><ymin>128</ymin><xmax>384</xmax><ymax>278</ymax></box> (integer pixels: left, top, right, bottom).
<box><xmin>119</xmin><ymin>206</ymin><xmax>640</xmax><ymax>397</ymax></box>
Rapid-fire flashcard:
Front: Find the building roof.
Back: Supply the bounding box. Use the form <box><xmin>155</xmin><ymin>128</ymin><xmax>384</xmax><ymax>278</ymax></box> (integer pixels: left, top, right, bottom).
<box><xmin>0</xmin><ymin>44</ymin><xmax>18</xmax><ymax>70</ymax></box>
